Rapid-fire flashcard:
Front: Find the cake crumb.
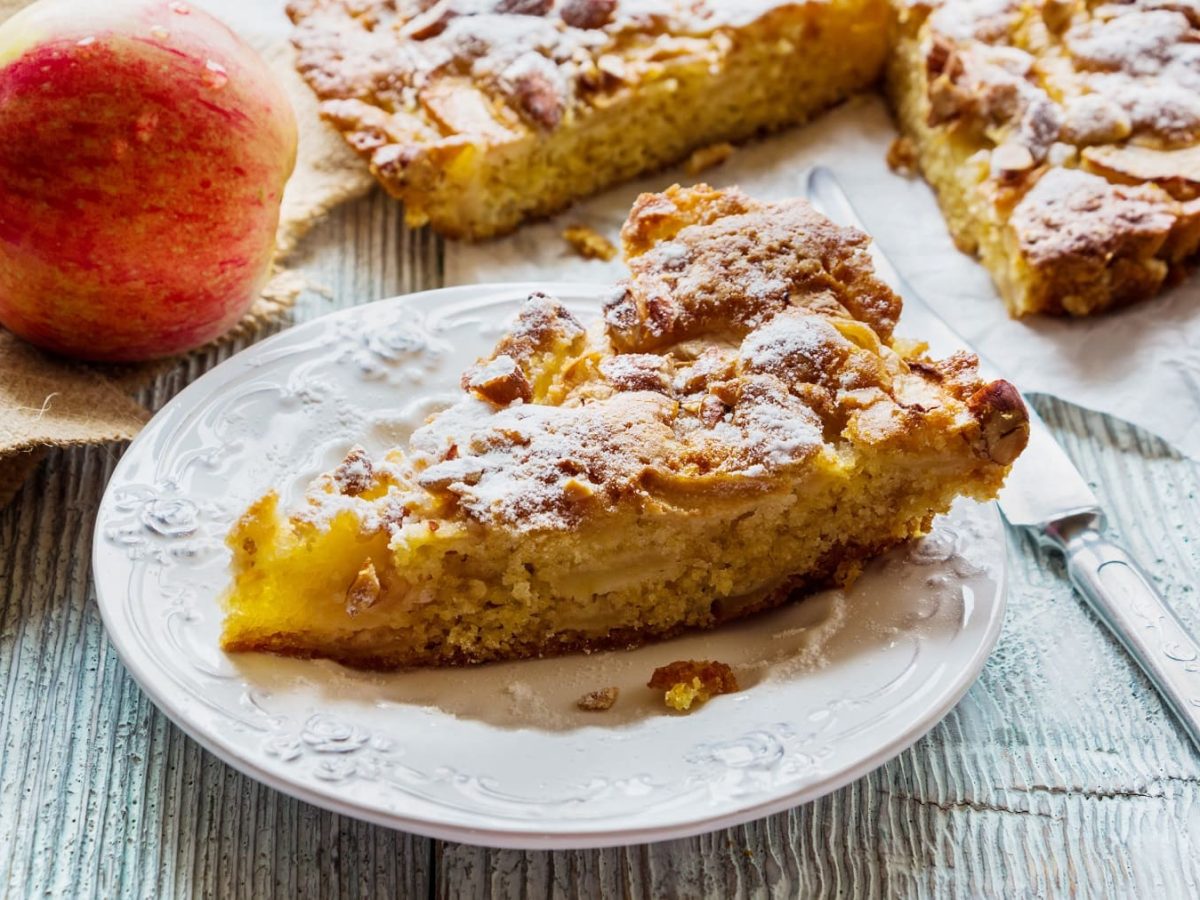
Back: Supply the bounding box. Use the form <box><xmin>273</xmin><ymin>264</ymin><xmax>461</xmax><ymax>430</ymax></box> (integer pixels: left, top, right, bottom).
<box><xmin>649</xmin><ymin>660</ymin><xmax>740</xmax><ymax>712</ymax></box>
<box><xmin>684</xmin><ymin>141</ymin><xmax>734</xmax><ymax>175</ymax></box>
<box><xmin>333</xmin><ymin>446</ymin><xmax>374</xmax><ymax>496</ymax></box>
<box><xmin>562</xmin><ymin>225</ymin><xmax>617</xmax><ymax>261</ymax></box>
<box><xmin>464</xmin><ymin>354</ymin><xmax>533</xmax><ymax>406</ymax></box>
<box><xmin>576</xmin><ymin>686</ymin><xmax>619</xmax><ymax>711</ymax></box>
<box><xmin>886</xmin><ymin>135</ymin><xmax>918</xmax><ymax>175</ymax></box>
<box><xmin>833</xmin><ymin>558</ymin><xmax>864</xmax><ymax>588</ymax></box>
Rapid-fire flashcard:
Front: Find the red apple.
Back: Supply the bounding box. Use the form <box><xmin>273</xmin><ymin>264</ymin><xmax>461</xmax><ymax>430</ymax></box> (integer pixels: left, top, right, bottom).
<box><xmin>0</xmin><ymin>0</ymin><xmax>297</xmax><ymax>361</ymax></box>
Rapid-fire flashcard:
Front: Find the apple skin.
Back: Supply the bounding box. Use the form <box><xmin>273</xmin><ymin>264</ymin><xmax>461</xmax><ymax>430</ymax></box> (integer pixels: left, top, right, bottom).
<box><xmin>0</xmin><ymin>0</ymin><xmax>297</xmax><ymax>362</ymax></box>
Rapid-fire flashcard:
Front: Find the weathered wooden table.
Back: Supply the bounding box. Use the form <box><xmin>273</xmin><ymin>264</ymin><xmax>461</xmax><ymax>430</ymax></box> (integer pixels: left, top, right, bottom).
<box><xmin>4</xmin><ymin>190</ymin><xmax>1200</xmax><ymax>898</ymax></box>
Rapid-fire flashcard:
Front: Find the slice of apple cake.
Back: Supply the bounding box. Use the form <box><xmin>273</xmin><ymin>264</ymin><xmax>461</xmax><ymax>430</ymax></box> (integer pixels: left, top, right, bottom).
<box><xmin>221</xmin><ymin>184</ymin><xmax>1029</xmax><ymax>669</ymax></box>
<box><xmin>888</xmin><ymin>0</ymin><xmax>1200</xmax><ymax>316</ymax></box>
<box><xmin>285</xmin><ymin>0</ymin><xmax>890</xmax><ymax>238</ymax></box>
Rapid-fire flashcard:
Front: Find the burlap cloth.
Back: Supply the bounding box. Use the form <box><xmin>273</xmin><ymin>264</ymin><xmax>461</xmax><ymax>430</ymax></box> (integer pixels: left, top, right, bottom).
<box><xmin>0</xmin><ymin>0</ymin><xmax>373</xmax><ymax>507</ymax></box>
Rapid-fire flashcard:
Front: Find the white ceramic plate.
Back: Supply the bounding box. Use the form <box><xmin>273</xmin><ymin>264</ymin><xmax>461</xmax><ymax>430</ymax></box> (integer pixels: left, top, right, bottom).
<box><xmin>93</xmin><ymin>284</ymin><xmax>1007</xmax><ymax>849</ymax></box>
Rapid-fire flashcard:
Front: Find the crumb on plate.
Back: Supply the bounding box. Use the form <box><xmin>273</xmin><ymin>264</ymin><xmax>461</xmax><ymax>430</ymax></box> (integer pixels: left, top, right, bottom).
<box><xmin>562</xmin><ymin>225</ymin><xmax>617</xmax><ymax>261</ymax></box>
<box><xmin>832</xmin><ymin>558</ymin><xmax>864</xmax><ymax>588</ymax></box>
<box><xmin>886</xmin><ymin>135</ymin><xmax>918</xmax><ymax>175</ymax></box>
<box><xmin>684</xmin><ymin>142</ymin><xmax>735</xmax><ymax>176</ymax></box>
<box><xmin>576</xmin><ymin>686</ymin><xmax>619</xmax><ymax>711</ymax></box>
<box><xmin>648</xmin><ymin>659</ymin><xmax>739</xmax><ymax>712</ymax></box>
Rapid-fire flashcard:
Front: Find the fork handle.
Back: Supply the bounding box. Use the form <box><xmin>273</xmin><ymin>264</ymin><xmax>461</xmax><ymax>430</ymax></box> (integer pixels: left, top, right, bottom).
<box><xmin>1045</xmin><ymin>515</ymin><xmax>1200</xmax><ymax>752</ymax></box>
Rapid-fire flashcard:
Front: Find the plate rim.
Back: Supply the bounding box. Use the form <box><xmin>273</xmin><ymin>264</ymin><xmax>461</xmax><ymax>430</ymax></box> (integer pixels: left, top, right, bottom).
<box><xmin>93</xmin><ymin>282</ymin><xmax>1009</xmax><ymax>850</ymax></box>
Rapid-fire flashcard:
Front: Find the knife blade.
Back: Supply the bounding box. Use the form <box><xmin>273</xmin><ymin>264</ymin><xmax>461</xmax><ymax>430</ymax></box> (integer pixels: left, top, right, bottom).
<box><xmin>805</xmin><ymin>166</ymin><xmax>1200</xmax><ymax>753</ymax></box>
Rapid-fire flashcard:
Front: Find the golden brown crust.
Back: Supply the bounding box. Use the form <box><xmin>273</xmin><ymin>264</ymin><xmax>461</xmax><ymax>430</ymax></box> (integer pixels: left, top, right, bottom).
<box><xmin>1008</xmin><ymin>168</ymin><xmax>1179</xmax><ymax>314</ymax></box>
<box><xmin>399</xmin><ymin>187</ymin><xmax>1024</xmax><ymax>533</ymax></box>
<box><xmin>288</xmin><ymin>0</ymin><xmax>889</xmax><ymax>237</ymax></box>
<box><xmin>620</xmin><ymin>182</ymin><xmax>758</xmax><ymax>258</ymax></box>
<box><xmin>462</xmin><ymin>355</ymin><xmax>534</xmax><ymax>405</ymax></box>
<box><xmin>277</xmin><ymin>186</ymin><xmax>1027</xmax><ymax>535</ymax></box>
<box><xmin>609</xmin><ymin>184</ymin><xmax>903</xmax><ymax>348</ymax></box>
<box><xmin>1082</xmin><ymin>145</ymin><xmax>1200</xmax><ymax>202</ymax></box>
<box><xmin>891</xmin><ymin>0</ymin><xmax>1200</xmax><ymax>316</ymax></box>
<box><xmin>488</xmin><ymin>290</ymin><xmax>587</xmax><ymax>367</ymax></box>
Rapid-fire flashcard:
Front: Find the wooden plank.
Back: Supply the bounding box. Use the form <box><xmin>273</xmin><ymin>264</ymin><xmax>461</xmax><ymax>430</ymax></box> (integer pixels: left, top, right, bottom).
<box><xmin>4</xmin><ymin>187</ymin><xmax>1200</xmax><ymax>897</ymax></box>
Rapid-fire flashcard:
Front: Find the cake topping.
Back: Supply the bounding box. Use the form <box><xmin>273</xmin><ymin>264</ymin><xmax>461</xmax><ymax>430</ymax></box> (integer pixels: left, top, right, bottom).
<box><xmin>923</xmin><ymin>0</ymin><xmax>1200</xmax><ymax>155</ymax></box>
<box><xmin>1060</xmin><ymin>93</ymin><xmax>1133</xmax><ymax>146</ymax></box>
<box><xmin>924</xmin><ymin>32</ymin><xmax>1060</xmax><ymax>163</ymax></box>
<box><xmin>409</xmin><ymin>393</ymin><xmax>686</xmax><ymax>531</ymax></box>
<box><xmin>1083</xmin><ymin>143</ymin><xmax>1200</xmax><ymax>201</ymax></box>
<box><xmin>739</xmin><ymin>309</ymin><xmax>853</xmax><ymax>385</ymax></box>
<box><xmin>967</xmin><ymin>380</ymin><xmax>1029</xmax><ymax>465</ymax></box>
<box><xmin>493</xmin><ymin>291</ymin><xmax>586</xmax><ymax>365</ymax></box>
<box><xmin>499</xmin><ymin>51</ymin><xmax>567</xmax><ymax>128</ymax></box>
<box><xmin>1010</xmin><ymin>167</ymin><xmax>1176</xmax><ymax>266</ymax></box>
<box><xmin>1064</xmin><ymin>9</ymin><xmax>1189</xmax><ymax>76</ymax></box>
<box><xmin>607</xmin><ymin>185</ymin><xmax>901</xmax><ymax>349</ymax></box>
<box><xmin>560</xmin><ymin>0</ymin><xmax>617</xmax><ymax>29</ymax></box>
<box><xmin>599</xmin><ymin>353</ymin><xmax>674</xmax><ymax>393</ymax></box>
<box><xmin>306</xmin><ymin>187</ymin><xmax>1024</xmax><ymax>534</ymax></box>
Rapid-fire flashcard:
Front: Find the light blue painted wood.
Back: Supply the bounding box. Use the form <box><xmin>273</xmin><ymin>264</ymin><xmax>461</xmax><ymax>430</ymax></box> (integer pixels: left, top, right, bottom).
<box><xmin>3</xmin><ymin>189</ymin><xmax>1200</xmax><ymax>898</ymax></box>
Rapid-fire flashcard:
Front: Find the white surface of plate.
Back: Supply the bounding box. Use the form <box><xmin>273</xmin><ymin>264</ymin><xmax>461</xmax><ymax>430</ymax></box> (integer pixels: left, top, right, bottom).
<box><xmin>93</xmin><ymin>284</ymin><xmax>1008</xmax><ymax>849</ymax></box>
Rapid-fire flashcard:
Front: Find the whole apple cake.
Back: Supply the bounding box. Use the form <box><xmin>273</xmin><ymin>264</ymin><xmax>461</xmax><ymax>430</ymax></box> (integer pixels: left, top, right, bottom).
<box><xmin>285</xmin><ymin>0</ymin><xmax>890</xmax><ymax>238</ymax></box>
<box><xmin>220</xmin><ymin>184</ymin><xmax>1029</xmax><ymax>669</ymax></box>
<box><xmin>889</xmin><ymin>0</ymin><xmax>1200</xmax><ymax>316</ymax></box>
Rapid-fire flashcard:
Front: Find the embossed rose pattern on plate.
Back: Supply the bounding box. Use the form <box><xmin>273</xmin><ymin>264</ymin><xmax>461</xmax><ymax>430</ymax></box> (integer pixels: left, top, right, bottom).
<box><xmin>93</xmin><ymin>284</ymin><xmax>1007</xmax><ymax>849</ymax></box>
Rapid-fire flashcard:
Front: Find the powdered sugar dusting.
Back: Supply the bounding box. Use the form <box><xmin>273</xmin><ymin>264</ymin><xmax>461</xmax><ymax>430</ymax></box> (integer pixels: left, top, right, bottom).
<box><xmin>401</xmin><ymin>288</ymin><xmax>877</xmax><ymax>532</ymax></box>
<box><xmin>929</xmin><ymin>0</ymin><xmax>1021</xmax><ymax>41</ymax></box>
<box><xmin>740</xmin><ymin>312</ymin><xmax>848</xmax><ymax>383</ymax></box>
<box><xmin>1067</xmin><ymin>9</ymin><xmax>1186</xmax><ymax>72</ymax></box>
<box><xmin>410</xmin><ymin>397</ymin><xmax>615</xmax><ymax>531</ymax></box>
<box><xmin>928</xmin><ymin>0</ymin><xmax>1200</xmax><ymax>148</ymax></box>
<box><xmin>1010</xmin><ymin>167</ymin><xmax>1176</xmax><ymax>263</ymax></box>
<box><xmin>598</xmin><ymin>353</ymin><xmax>672</xmax><ymax>392</ymax></box>
<box><xmin>707</xmin><ymin>376</ymin><xmax>825</xmax><ymax>468</ymax></box>
<box><xmin>406</xmin><ymin>379</ymin><xmax>820</xmax><ymax>532</ymax></box>
<box><xmin>1066</xmin><ymin>6</ymin><xmax>1200</xmax><ymax>142</ymax></box>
